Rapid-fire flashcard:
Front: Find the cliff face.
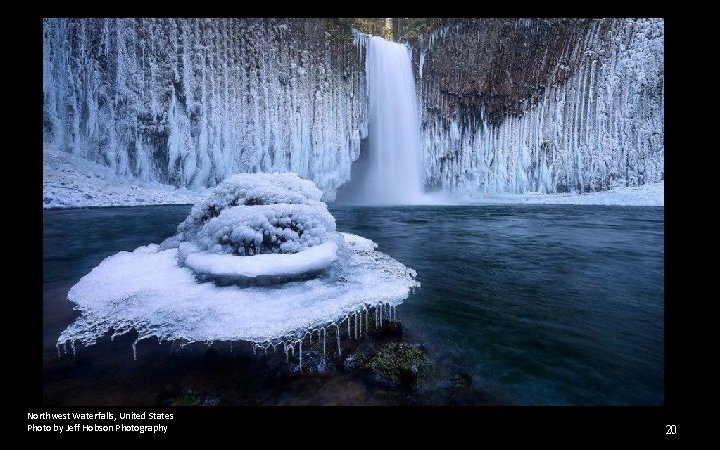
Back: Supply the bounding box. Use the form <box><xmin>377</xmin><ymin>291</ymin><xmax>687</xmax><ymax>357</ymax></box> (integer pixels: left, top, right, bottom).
<box><xmin>413</xmin><ymin>18</ymin><xmax>664</xmax><ymax>194</ymax></box>
<box><xmin>43</xmin><ymin>18</ymin><xmax>664</xmax><ymax>200</ymax></box>
<box><xmin>43</xmin><ymin>18</ymin><xmax>366</xmax><ymax>199</ymax></box>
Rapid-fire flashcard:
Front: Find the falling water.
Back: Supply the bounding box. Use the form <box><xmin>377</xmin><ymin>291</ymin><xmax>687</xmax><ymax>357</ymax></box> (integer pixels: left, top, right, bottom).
<box><xmin>360</xmin><ymin>36</ymin><xmax>424</xmax><ymax>204</ymax></box>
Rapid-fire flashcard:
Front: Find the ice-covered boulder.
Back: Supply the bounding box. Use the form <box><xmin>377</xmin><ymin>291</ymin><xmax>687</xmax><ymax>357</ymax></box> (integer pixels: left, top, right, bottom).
<box><xmin>176</xmin><ymin>172</ymin><xmax>325</xmax><ymax>240</ymax></box>
<box><xmin>162</xmin><ymin>173</ymin><xmax>344</xmax><ymax>284</ymax></box>
<box><xmin>58</xmin><ymin>173</ymin><xmax>419</xmax><ymax>362</ymax></box>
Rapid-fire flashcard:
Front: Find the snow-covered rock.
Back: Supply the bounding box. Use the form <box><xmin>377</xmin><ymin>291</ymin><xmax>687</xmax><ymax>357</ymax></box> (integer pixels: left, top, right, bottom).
<box><xmin>58</xmin><ymin>174</ymin><xmax>419</xmax><ymax>354</ymax></box>
<box><xmin>161</xmin><ymin>173</ymin><xmax>343</xmax><ymax>283</ymax></box>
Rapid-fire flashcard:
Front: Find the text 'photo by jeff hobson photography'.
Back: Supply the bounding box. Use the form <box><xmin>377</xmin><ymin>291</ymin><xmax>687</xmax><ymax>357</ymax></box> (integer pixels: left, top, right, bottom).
<box><xmin>43</xmin><ymin>18</ymin><xmax>663</xmax><ymax>408</ymax></box>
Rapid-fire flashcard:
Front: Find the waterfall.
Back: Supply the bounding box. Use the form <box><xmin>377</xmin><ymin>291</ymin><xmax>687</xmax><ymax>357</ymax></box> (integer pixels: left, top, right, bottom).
<box><xmin>358</xmin><ymin>36</ymin><xmax>424</xmax><ymax>204</ymax></box>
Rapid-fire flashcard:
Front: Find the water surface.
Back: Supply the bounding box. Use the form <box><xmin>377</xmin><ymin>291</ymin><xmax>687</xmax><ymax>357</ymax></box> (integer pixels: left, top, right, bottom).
<box><xmin>43</xmin><ymin>204</ymin><xmax>664</xmax><ymax>405</ymax></box>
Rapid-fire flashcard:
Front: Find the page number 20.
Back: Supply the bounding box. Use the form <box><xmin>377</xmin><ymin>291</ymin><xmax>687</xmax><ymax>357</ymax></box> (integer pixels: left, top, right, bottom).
<box><xmin>666</xmin><ymin>425</ymin><xmax>677</xmax><ymax>435</ymax></box>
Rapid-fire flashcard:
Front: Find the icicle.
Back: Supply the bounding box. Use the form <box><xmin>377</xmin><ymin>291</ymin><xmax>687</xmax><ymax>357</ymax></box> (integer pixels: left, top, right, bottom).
<box><xmin>298</xmin><ymin>340</ymin><xmax>302</xmax><ymax>370</ymax></box>
<box><xmin>347</xmin><ymin>315</ymin><xmax>351</xmax><ymax>337</ymax></box>
<box><xmin>355</xmin><ymin>312</ymin><xmax>359</xmax><ymax>340</ymax></box>
<box><xmin>335</xmin><ymin>323</ymin><xmax>341</xmax><ymax>357</ymax></box>
<box><xmin>56</xmin><ymin>344</ymin><xmax>62</xmax><ymax>358</ymax></box>
<box><xmin>230</xmin><ymin>342</ymin><xmax>233</xmax><ymax>353</ymax></box>
<box><xmin>322</xmin><ymin>327</ymin><xmax>326</xmax><ymax>360</ymax></box>
<box><xmin>364</xmin><ymin>305</ymin><xmax>369</xmax><ymax>331</ymax></box>
<box><xmin>131</xmin><ymin>339</ymin><xmax>138</xmax><ymax>361</ymax></box>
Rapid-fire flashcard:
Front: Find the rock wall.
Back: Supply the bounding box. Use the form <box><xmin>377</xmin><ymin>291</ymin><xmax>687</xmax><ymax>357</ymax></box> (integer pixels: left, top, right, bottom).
<box><xmin>43</xmin><ymin>18</ymin><xmax>367</xmax><ymax>199</ymax></box>
<box><xmin>414</xmin><ymin>18</ymin><xmax>664</xmax><ymax>194</ymax></box>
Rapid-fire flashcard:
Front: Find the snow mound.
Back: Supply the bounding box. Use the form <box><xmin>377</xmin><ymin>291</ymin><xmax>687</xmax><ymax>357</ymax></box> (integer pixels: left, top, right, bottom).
<box><xmin>190</xmin><ymin>204</ymin><xmax>336</xmax><ymax>256</ymax></box>
<box><xmin>177</xmin><ymin>172</ymin><xmax>324</xmax><ymax>241</ymax></box>
<box><xmin>58</xmin><ymin>174</ymin><xmax>419</xmax><ymax>351</ymax></box>
<box><xmin>161</xmin><ymin>173</ymin><xmax>341</xmax><ymax>282</ymax></box>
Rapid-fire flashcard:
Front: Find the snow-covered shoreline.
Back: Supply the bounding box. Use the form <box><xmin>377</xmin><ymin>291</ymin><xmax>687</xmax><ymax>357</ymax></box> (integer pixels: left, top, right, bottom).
<box><xmin>44</xmin><ymin>145</ymin><xmax>663</xmax><ymax>209</ymax></box>
<box><xmin>462</xmin><ymin>181</ymin><xmax>664</xmax><ymax>207</ymax></box>
<box><xmin>43</xmin><ymin>145</ymin><xmax>206</xmax><ymax>209</ymax></box>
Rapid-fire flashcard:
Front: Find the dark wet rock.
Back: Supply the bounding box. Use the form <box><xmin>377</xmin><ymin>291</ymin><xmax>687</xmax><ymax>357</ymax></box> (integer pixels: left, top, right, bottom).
<box><xmin>411</xmin><ymin>19</ymin><xmax>602</xmax><ymax>124</ymax></box>
<box><xmin>343</xmin><ymin>351</ymin><xmax>370</xmax><ymax>371</ymax></box>
<box><xmin>448</xmin><ymin>371</ymin><xmax>473</xmax><ymax>389</ymax></box>
<box><xmin>376</xmin><ymin>319</ymin><xmax>404</xmax><ymax>338</ymax></box>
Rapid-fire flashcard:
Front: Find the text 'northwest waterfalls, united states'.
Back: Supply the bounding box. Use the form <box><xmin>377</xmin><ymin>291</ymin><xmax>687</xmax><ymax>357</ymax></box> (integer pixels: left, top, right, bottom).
<box><xmin>359</xmin><ymin>36</ymin><xmax>424</xmax><ymax>204</ymax></box>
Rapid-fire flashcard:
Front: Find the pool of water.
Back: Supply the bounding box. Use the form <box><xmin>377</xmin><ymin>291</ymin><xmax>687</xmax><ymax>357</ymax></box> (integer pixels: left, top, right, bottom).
<box><xmin>43</xmin><ymin>204</ymin><xmax>663</xmax><ymax>405</ymax></box>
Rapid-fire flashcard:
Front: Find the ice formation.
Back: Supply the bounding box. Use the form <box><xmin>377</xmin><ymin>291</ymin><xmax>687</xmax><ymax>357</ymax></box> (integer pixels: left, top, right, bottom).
<box><xmin>43</xmin><ymin>19</ymin><xmax>367</xmax><ymax>200</ymax></box>
<box><xmin>57</xmin><ymin>173</ymin><xmax>419</xmax><ymax>362</ymax></box>
<box><xmin>418</xmin><ymin>18</ymin><xmax>664</xmax><ymax>196</ymax></box>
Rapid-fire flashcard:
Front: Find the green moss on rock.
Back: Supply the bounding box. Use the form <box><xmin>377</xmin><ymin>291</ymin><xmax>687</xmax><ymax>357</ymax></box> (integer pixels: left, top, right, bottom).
<box><xmin>364</xmin><ymin>343</ymin><xmax>434</xmax><ymax>386</ymax></box>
